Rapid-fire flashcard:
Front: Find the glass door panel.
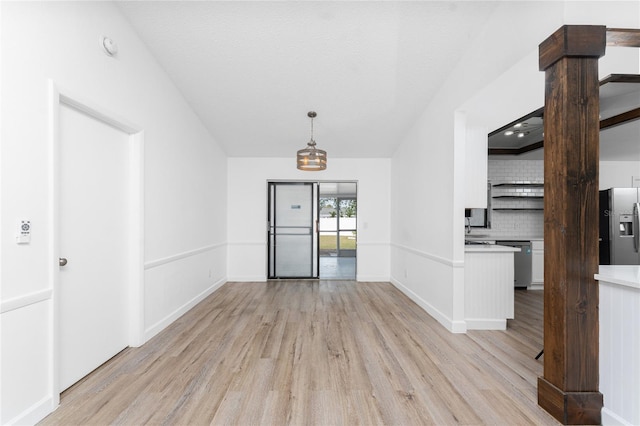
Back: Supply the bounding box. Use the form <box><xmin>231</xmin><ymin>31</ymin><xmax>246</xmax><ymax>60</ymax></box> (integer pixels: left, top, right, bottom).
<box><xmin>318</xmin><ymin>183</ymin><xmax>357</xmax><ymax>279</ymax></box>
<box><xmin>319</xmin><ymin>203</ymin><xmax>338</xmax><ymax>257</ymax></box>
<box><xmin>338</xmin><ymin>198</ymin><xmax>357</xmax><ymax>257</ymax></box>
<box><xmin>268</xmin><ymin>182</ymin><xmax>318</xmax><ymax>278</ymax></box>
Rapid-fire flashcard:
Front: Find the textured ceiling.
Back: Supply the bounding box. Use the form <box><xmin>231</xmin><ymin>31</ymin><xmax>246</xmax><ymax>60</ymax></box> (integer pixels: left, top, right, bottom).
<box><xmin>116</xmin><ymin>1</ymin><xmax>500</xmax><ymax>158</ymax></box>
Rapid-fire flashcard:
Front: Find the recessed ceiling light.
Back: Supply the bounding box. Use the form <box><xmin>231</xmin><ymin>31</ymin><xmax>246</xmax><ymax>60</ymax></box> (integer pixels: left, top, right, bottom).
<box><xmin>504</xmin><ymin>130</ymin><xmax>514</xmax><ymax>136</ymax></box>
<box><xmin>517</xmin><ymin>132</ymin><xmax>525</xmax><ymax>138</ymax></box>
<box><xmin>514</xmin><ymin>123</ymin><xmax>522</xmax><ymax>128</ymax></box>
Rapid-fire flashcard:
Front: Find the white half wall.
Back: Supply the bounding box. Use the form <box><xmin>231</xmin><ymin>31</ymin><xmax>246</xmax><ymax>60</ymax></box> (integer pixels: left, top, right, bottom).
<box><xmin>227</xmin><ymin>157</ymin><xmax>390</xmax><ymax>282</ymax></box>
<box><xmin>143</xmin><ymin>244</ymin><xmax>227</xmax><ymax>341</ymax></box>
<box><xmin>599</xmin><ymin>276</ymin><xmax>640</xmax><ymax>426</ymax></box>
<box><xmin>1</xmin><ymin>2</ymin><xmax>227</xmax><ymax>424</ymax></box>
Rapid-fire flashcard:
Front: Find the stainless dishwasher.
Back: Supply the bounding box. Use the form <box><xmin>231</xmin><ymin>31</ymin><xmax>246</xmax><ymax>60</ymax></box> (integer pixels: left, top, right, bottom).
<box><xmin>496</xmin><ymin>241</ymin><xmax>532</xmax><ymax>288</ymax></box>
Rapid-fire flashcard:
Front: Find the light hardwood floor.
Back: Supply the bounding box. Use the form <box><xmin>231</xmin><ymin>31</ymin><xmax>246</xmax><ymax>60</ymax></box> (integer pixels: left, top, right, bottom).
<box><xmin>40</xmin><ymin>281</ymin><xmax>559</xmax><ymax>425</ymax></box>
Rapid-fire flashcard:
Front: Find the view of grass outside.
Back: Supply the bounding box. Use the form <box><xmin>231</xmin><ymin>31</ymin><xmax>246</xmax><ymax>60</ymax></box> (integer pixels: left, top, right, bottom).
<box><xmin>319</xmin><ymin>196</ymin><xmax>356</xmax><ymax>253</ymax></box>
<box><xmin>320</xmin><ymin>234</ymin><xmax>357</xmax><ymax>250</ymax></box>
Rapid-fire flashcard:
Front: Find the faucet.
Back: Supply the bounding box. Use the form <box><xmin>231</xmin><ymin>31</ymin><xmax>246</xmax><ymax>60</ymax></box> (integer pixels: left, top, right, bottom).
<box><xmin>466</xmin><ymin>217</ymin><xmax>472</xmax><ymax>234</ymax></box>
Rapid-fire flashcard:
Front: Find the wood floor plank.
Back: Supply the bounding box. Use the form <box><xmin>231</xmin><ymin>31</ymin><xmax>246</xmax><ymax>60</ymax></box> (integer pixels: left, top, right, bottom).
<box><xmin>39</xmin><ymin>282</ymin><xmax>559</xmax><ymax>426</ymax></box>
<box><xmin>346</xmin><ymin>390</ymin><xmax>386</xmax><ymax>425</ymax></box>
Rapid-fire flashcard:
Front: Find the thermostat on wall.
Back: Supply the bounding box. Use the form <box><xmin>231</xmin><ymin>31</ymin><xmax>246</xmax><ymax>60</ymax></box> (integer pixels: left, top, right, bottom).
<box><xmin>17</xmin><ymin>220</ymin><xmax>31</xmax><ymax>244</ymax></box>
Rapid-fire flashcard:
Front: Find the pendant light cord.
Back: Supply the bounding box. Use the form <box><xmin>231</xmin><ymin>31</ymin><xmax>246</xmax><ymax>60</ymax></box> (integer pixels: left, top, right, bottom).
<box><xmin>308</xmin><ymin>111</ymin><xmax>317</xmax><ymax>146</ymax></box>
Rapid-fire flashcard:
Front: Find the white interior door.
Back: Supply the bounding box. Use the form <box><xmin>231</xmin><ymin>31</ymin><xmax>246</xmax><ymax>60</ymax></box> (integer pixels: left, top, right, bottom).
<box><xmin>58</xmin><ymin>103</ymin><xmax>130</xmax><ymax>391</ymax></box>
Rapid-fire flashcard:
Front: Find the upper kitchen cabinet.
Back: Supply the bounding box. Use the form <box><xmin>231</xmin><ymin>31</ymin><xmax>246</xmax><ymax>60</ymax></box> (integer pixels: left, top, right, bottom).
<box><xmin>487</xmin><ymin>74</ymin><xmax>640</xmax><ymax>161</ymax></box>
<box><xmin>464</xmin><ymin>122</ymin><xmax>489</xmax><ymax>208</ymax></box>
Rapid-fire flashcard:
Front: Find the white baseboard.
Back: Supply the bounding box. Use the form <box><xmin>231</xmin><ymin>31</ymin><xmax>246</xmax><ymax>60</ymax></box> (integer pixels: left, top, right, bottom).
<box><xmin>601</xmin><ymin>406</ymin><xmax>632</xmax><ymax>426</ymax></box>
<box><xmin>390</xmin><ymin>277</ymin><xmax>467</xmax><ymax>334</ymax></box>
<box><xmin>465</xmin><ymin>318</ymin><xmax>507</xmax><ymax>330</ymax></box>
<box><xmin>226</xmin><ymin>275</ymin><xmax>267</xmax><ymax>282</ymax></box>
<box><xmin>450</xmin><ymin>320</ymin><xmax>467</xmax><ymax>333</ymax></box>
<box><xmin>355</xmin><ymin>275</ymin><xmax>390</xmax><ymax>282</ymax></box>
<box><xmin>527</xmin><ymin>283</ymin><xmax>544</xmax><ymax>291</ymax></box>
<box><xmin>144</xmin><ymin>277</ymin><xmax>226</xmax><ymax>341</ymax></box>
<box><xmin>226</xmin><ymin>275</ymin><xmax>390</xmax><ymax>282</ymax></box>
<box><xmin>5</xmin><ymin>395</ymin><xmax>55</xmax><ymax>426</ymax></box>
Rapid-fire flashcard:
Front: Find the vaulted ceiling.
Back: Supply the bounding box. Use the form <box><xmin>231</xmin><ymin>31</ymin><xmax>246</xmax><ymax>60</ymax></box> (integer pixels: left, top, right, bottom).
<box><xmin>116</xmin><ymin>1</ymin><xmax>499</xmax><ymax>158</ymax></box>
<box><xmin>117</xmin><ymin>1</ymin><xmax>640</xmax><ymax>162</ymax></box>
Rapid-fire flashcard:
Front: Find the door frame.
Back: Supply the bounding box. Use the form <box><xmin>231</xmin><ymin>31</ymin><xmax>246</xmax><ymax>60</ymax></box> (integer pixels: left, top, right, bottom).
<box><xmin>267</xmin><ymin>181</ymin><xmax>319</xmax><ymax>279</ymax></box>
<box><xmin>331</xmin><ymin>195</ymin><xmax>357</xmax><ymax>258</ymax></box>
<box><xmin>266</xmin><ymin>180</ymin><xmax>358</xmax><ymax>280</ymax></box>
<box><xmin>48</xmin><ymin>81</ymin><xmax>145</xmax><ymax>403</ymax></box>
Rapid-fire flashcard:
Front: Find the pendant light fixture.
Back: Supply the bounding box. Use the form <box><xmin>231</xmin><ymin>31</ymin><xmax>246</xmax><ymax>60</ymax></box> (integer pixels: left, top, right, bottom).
<box><xmin>297</xmin><ymin>111</ymin><xmax>327</xmax><ymax>171</ymax></box>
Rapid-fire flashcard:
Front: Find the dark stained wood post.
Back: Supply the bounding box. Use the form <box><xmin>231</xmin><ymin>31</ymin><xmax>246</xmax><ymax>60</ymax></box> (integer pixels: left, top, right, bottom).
<box><xmin>537</xmin><ymin>25</ymin><xmax>605</xmax><ymax>425</ymax></box>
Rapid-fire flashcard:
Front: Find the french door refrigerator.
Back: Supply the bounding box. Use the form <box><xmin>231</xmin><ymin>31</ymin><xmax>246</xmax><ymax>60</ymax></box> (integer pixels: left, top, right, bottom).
<box><xmin>599</xmin><ymin>188</ymin><xmax>640</xmax><ymax>265</ymax></box>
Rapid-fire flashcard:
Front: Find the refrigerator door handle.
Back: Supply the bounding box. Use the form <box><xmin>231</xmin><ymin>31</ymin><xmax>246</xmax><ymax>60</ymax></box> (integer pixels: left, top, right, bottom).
<box><xmin>634</xmin><ymin>202</ymin><xmax>640</xmax><ymax>253</ymax></box>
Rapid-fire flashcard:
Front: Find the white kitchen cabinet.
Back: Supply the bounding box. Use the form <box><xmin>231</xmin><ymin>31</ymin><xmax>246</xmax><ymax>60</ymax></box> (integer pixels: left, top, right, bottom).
<box><xmin>530</xmin><ymin>240</ymin><xmax>544</xmax><ymax>290</ymax></box>
<box><xmin>464</xmin><ymin>122</ymin><xmax>489</xmax><ymax>208</ymax></box>
<box><xmin>464</xmin><ymin>245</ymin><xmax>518</xmax><ymax>330</ymax></box>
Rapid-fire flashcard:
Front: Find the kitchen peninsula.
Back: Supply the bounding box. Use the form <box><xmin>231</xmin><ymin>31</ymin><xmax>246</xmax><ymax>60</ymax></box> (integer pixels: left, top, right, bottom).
<box><xmin>596</xmin><ymin>265</ymin><xmax>640</xmax><ymax>426</ymax></box>
<box><xmin>464</xmin><ymin>243</ymin><xmax>520</xmax><ymax>330</ymax></box>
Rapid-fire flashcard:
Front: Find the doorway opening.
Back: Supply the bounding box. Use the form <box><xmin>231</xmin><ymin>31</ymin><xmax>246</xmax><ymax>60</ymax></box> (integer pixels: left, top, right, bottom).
<box><xmin>266</xmin><ymin>181</ymin><xmax>357</xmax><ymax>280</ymax></box>
<box><xmin>319</xmin><ymin>182</ymin><xmax>357</xmax><ymax>280</ymax></box>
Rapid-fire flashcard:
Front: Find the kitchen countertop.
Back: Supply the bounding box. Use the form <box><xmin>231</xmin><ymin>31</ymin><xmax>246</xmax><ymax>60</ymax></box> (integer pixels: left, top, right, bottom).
<box><xmin>465</xmin><ymin>244</ymin><xmax>521</xmax><ymax>253</ymax></box>
<box><xmin>596</xmin><ymin>265</ymin><xmax>640</xmax><ymax>289</ymax></box>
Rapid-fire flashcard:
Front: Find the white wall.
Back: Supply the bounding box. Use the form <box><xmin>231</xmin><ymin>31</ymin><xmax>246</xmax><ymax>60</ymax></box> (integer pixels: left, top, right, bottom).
<box><xmin>227</xmin><ymin>158</ymin><xmax>390</xmax><ymax>282</ymax></box>
<box><xmin>0</xmin><ymin>2</ymin><xmax>227</xmax><ymax>424</ymax></box>
<box><xmin>390</xmin><ymin>1</ymin><xmax>563</xmax><ymax>333</ymax></box>
<box><xmin>390</xmin><ymin>1</ymin><xmax>640</xmax><ymax>332</ymax></box>
<box><xmin>488</xmin><ymin>160</ymin><xmax>545</xmax><ymax>238</ymax></box>
<box><xmin>600</xmin><ymin>161</ymin><xmax>640</xmax><ymax>189</ymax></box>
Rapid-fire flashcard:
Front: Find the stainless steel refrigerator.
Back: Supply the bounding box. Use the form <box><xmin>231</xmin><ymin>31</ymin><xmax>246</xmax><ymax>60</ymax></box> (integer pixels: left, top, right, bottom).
<box><xmin>599</xmin><ymin>188</ymin><xmax>640</xmax><ymax>265</ymax></box>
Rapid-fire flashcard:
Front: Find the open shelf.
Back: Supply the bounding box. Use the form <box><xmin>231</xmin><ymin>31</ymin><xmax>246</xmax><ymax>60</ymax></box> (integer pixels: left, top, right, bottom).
<box><xmin>492</xmin><ymin>195</ymin><xmax>543</xmax><ymax>199</ymax></box>
<box><xmin>493</xmin><ymin>183</ymin><xmax>544</xmax><ymax>187</ymax></box>
<box><xmin>490</xmin><ymin>182</ymin><xmax>544</xmax><ymax>211</ymax></box>
<box><xmin>493</xmin><ymin>208</ymin><xmax>544</xmax><ymax>211</ymax></box>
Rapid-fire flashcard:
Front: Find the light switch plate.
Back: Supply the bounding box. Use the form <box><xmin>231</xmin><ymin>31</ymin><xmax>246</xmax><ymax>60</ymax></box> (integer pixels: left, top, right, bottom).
<box><xmin>17</xmin><ymin>220</ymin><xmax>31</xmax><ymax>244</ymax></box>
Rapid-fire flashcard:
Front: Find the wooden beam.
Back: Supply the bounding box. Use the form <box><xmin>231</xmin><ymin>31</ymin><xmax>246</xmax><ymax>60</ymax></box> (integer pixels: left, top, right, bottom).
<box><xmin>488</xmin><ymin>140</ymin><xmax>543</xmax><ymax>156</ymax></box>
<box><xmin>607</xmin><ymin>28</ymin><xmax>640</xmax><ymax>47</ymax></box>
<box><xmin>599</xmin><ymin>73</ymin><xmax>640</xmax><ymax>85</ymax></box>
<box><xmin>539</xmin><ymin>25</ymin><xmax>606</xmax><ymax>70</ymax></box>
<box><xmin>600</xmin><ymin>107</ymin><xmax>640</xmax><ymax>130</ymax></box>
<box><xmin>537</xmin><ymin>25</ymin><xmax>604</xmax><ymax>425</ymax></box>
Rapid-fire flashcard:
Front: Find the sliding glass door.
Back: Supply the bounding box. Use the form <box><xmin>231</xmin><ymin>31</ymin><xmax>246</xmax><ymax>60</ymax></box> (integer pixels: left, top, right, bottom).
<box><xmin>318</xmin><ymin>182</ymin><xmax>357</xmax><ymax>279</ymax></box>
<box><xmin>267</xmin><ymin>182</ymin><xmax>319</xmax><ymax>278</ymax></box>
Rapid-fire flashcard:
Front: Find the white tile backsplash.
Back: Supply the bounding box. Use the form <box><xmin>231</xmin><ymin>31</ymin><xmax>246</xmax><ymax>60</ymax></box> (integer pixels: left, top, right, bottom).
<box><xmin>487</xmin><ymin>160</ymin><xmax>544</xmax><ymax>237</ymax></box>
